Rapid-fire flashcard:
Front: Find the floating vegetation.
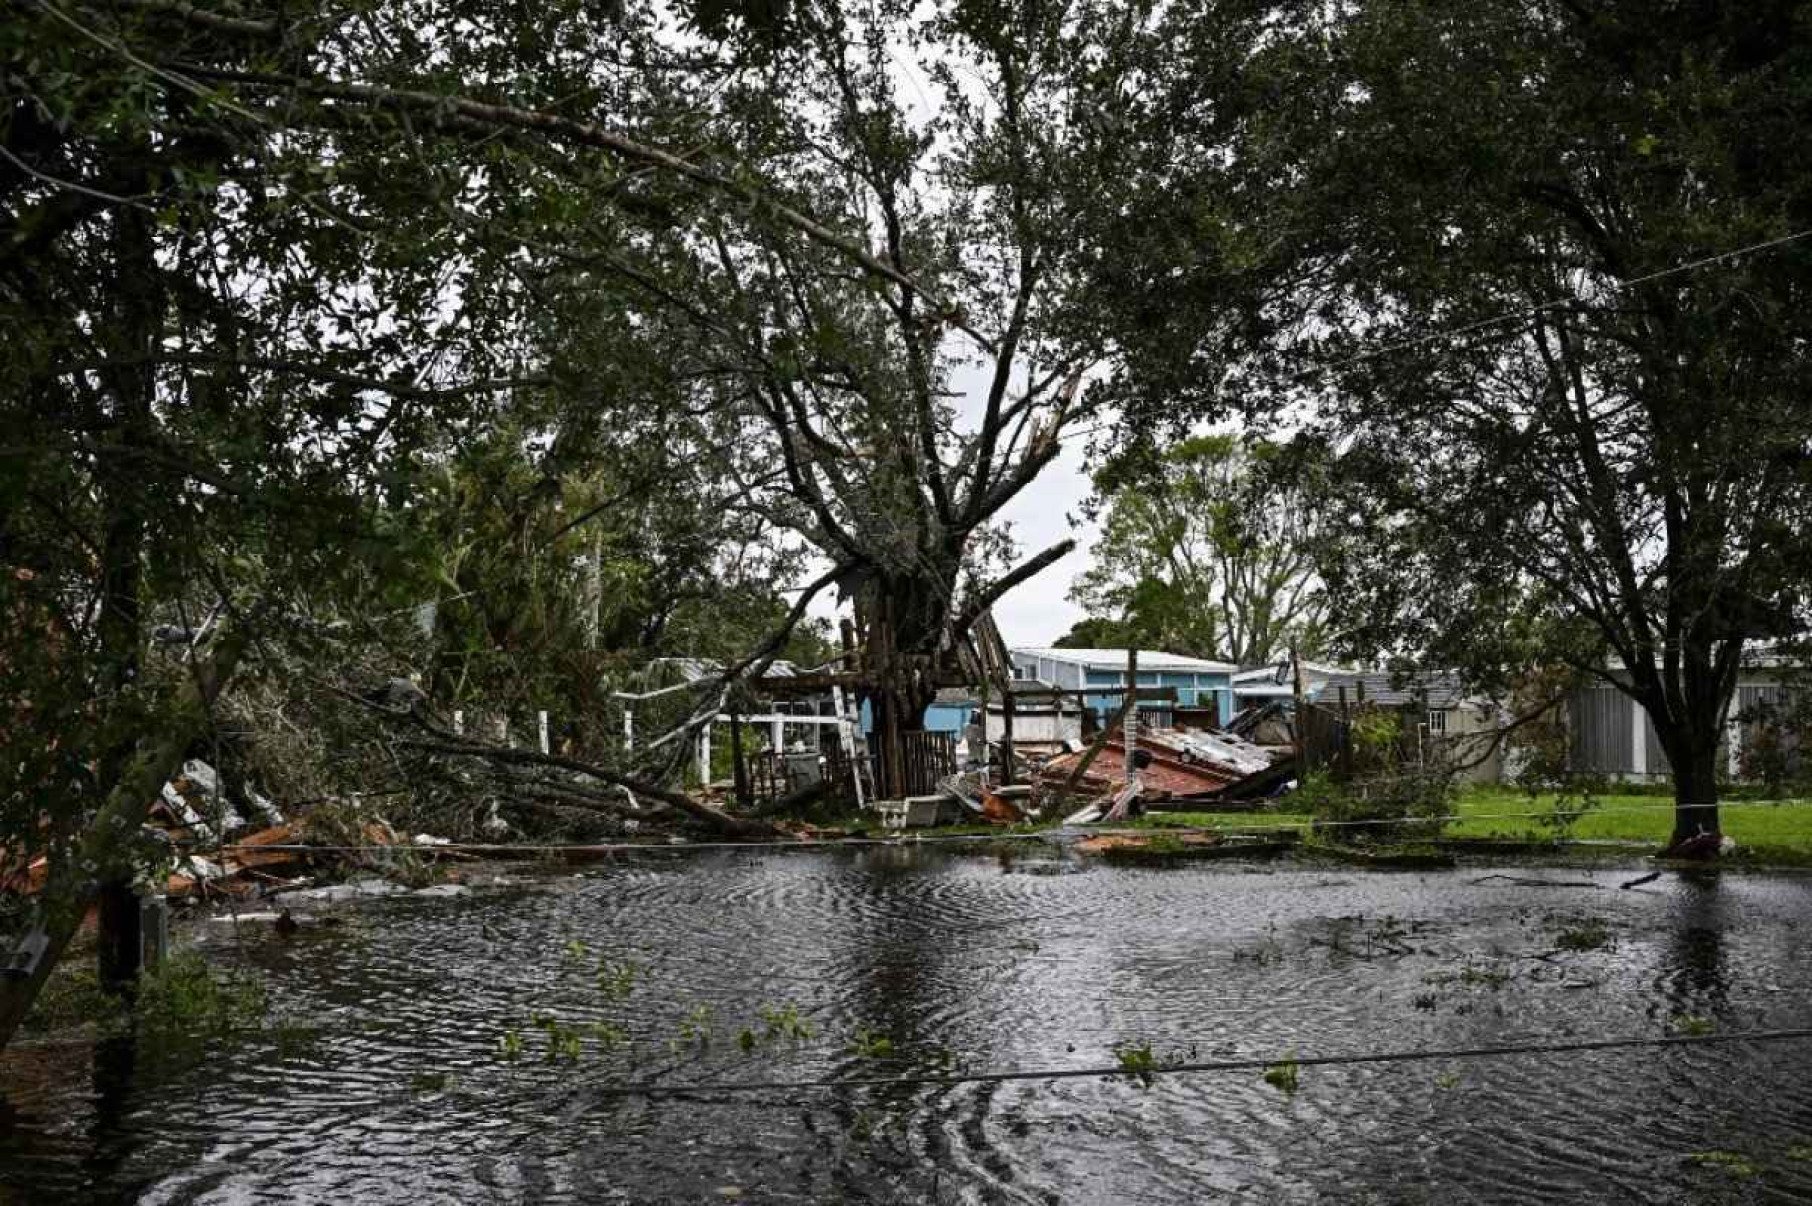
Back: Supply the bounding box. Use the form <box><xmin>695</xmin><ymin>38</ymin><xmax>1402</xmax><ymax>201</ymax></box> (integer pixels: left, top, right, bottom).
<box><xmin>136</xmin><ymin>951</ymin><xmax>268</xmax><ymax>1039</ymax></box>
<box><xmin>1262</xmin><ymin>1055</ymin><xmax>1300</xmax><ymax>1095</ymax></box>
<box><xmin>533</xmin><ymin>1014</ymin><xmax>587</xmax><ymax>1062</ymax></box>
<box><xmin>1113</xmin><ymin>1041</ymin><xmax>1158</xmax><ymax>1086</ymax></box>
<box><xmin>498</xmin><ymin>1029</ymin><xmax>524</xmax><ymax>1061</ymax></box>
<box><xmin>1684</xmin><ymin>1150</ymin><xmax>1755</xmax><ymax>1178</ymax></box>
<box><xmin>596</xmin><ymin>958</ymin><xmax>638</xmax><ymax>1000</ymax></box>
<box><xmin>408</xmin><ymin>1070</ymin><xmax>454</xmax><ymax>1095</ymax></box>
<box><xmin>1671</xmin><ymin>1014</ymin><xmax>1716</xmax><ymax>1036</ymax></box>
<box><xmin>1434</xmin><ymin>1072</ymin><xmax>1461</xmax><ymax>1091</ymax></box>
<box><xmin>674</xmin><ymin>1003</ymin><xmax>713</xmax><ymax>1048</ymax></box>
<box><xmin>757</xmin><ymin>1001</ymin><xmax>814</xmax><ymax>1041</ymax></box>
<box><xmin>1459</xmin><ymin>965</ymin><xmax>1512</xmax><ymax>989</ymax></box>
<box><xmin>562</xmin><ymin>939</ymin><xmax>638</xmax><ymax>1000</ymax></box>
<box><xmin>846</xmin><ymin>1028</ymin><xmax>896</xmax><ymax>1059</ymax></box>
<box><xmin>1311</xmin><ymin>914</ymin><xmax>1422</xmax><ymax>959</ymax></box>
<box><xmin>1553</xmin><ymin>920</ymin><xmax>1613</xmax><ymax>952</ymax></box>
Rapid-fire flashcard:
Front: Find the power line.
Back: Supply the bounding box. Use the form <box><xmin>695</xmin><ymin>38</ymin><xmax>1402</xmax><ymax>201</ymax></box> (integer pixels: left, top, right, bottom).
<box><xmin>577</xmin><ymin>1025</ymin><xmax>1812</xmax><ymax>1100</ymax></box>
<box><xmin>1327</xmin><ymin>226</ymin><xmax>1812</xmax><ymax>370</ymax></box>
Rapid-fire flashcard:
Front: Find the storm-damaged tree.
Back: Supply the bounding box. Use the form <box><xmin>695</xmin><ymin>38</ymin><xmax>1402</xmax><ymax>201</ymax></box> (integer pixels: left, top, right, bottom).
<box><xmin>1100</xmin><ymin>0</ymin><xmax>1812</xmax><ymax>848</ymax></box>
<box><xmin>191</xmin><ymin>0</ymin><xmax>1147</xmax><ymax>796</ymax></box>
<box><xmin>546</xmin><ymin>0</ymin><xmax>1138</xmax><ymax>796</ymax></box>
<box><xmin>0</xmin><ymin>1</ymin><xmax>537</xmax><ymax>1042</ymax></box>
<box><xmin>1070</xmin><ymin>436</ymin><xmax>1326</xmax><ymax>665</ymax></box>
<box><xmin>0</xmin><ymin>0</ymin><xmax>803</xmax><ymax>1046</ymax></box>
<box><xmin>1</xmin><ymin>0</ymin><xmax>1154</xmax><ymax>1046</ymax></box>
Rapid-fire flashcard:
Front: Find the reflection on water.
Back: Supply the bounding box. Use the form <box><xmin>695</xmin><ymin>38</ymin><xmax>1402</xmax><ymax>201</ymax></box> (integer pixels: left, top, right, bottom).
<box><xmin>5</xmin><ymin>851</ymin><xmax>1812</xmax><ymax>1203</ymax></box>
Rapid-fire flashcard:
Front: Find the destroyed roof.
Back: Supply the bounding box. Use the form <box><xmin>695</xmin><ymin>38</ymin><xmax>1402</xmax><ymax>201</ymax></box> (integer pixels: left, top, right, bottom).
<box><xmin>1012</xmin><ymin>647</ymin><xmax>1238</xmax><ymax>674</ymax></box>
<box><xmin>1039</xmin><ymin>725</ymin><xmax>1289</xmax><ymax>802</ymax></box>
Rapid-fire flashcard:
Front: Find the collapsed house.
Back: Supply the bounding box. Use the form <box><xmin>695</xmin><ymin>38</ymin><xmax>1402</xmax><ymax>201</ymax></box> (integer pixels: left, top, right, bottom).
<box><xmin>1037</xmin><ymin>725</ymin><xmax>1295</xmax><ymax>807</ymax></box>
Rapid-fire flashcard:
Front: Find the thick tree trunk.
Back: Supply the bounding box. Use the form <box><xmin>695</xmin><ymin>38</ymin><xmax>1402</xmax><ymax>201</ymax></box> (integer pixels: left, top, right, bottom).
<box><xmin>1669</xmin><ymin>734</ymin><xmax>1722</xmax><ymax>850</ymax></box>
<box><xmin>855</xmin><ymin>571</ymin><xmax>949</xmax><ymax>799</ymax></box>
<box><xmin>92</xmin><ymin>206</ymin><xmax>159</xmax><ymax>998</ymax></box>
<box><xmin>0</xmin><ymin>634</ymin><xmax>243</xmax><ymax>1054</ymax></box>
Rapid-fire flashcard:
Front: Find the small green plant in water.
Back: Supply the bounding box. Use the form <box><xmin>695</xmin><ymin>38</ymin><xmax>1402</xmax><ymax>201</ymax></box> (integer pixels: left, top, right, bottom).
<box><xmin>596</xmin><ymin>958</ymin><xmax>637</xmax><ymax>1000</ymax></box>
<box><xmin>272</xmin><ymin>1019</ymin><xmax>320</xmax><ymax>1061</ymax></box>
<box><xmin>136</xmin><ymin>951</ymin><xmax>267</xmax><ymax>1038</ymax></box>
<box><xmin>672</xmin><ymin>1003</ymin><xmax>713</xmax><ymax>1050</ymax></box>
<box><xmin>1685</xmin><ymin>1150</ymin><xmax>1755</xmax><ymax>1178</ymax></box>
<box><xmin>1787</xmin><ymin>1142</ymin><xmax>1812</xmax><ymax>1162</ymax></box>
<box><xmin>758</xmin><ymin>1002</ymin><xmax>814</xmax><ymax>1041</ymax></box>
<box><xmin>1671</xmin><ymin>1013</ymin><xmax>1716</xmax><ymax>1036</ymax></box>
<box><xmin>409</xmin><ymin>1070</ymin><xmax>454</xmax><ymax>1094</ymax></box>
<box><xmin>1459</xmin><ymin>964</ymin><xmax>1512</xmax><ymax>989</ymax></box>
<box><xmin>1434</xmin><ymin>1071</ymin><xmax>1461</xmax><ymax>1091</ymax></box>
<box><xmin>847</xmin><ymin>1028</ymin><xmax>896</xmax><ymax>1059</ymax></box>
<box><xmin>1554</xmin><ymin>920</ymin><xmax>1612</xmax><ymax>952</ymax></box>
<box><xmin>1113</xmin><ymin>1040</ymin><xmax>1158</xmax><ymax>1086</ymax></box>
<box><xmin>1262</xmin><ymin>1055</ymin><xmax>1300</xmax><ymax>1095</ymax></box>
<box><xmin>737</xmin><ymin>1027</ymin><xmax>758</xmax><ymax>1052</ymax></box>
<box><xmin>533</xmin><ymin>1014</ymin><xmax>586</xmax><ymax>1062</ymax></box>
<box><xmin>498</xmin><ymin>1029</ymin><xmax>524</xmax><ymax>1061</ymax></box>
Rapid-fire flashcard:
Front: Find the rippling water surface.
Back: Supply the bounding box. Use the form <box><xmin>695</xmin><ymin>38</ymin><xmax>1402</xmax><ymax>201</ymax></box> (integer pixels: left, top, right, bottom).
<box><xmin>6</xmin><ymin>847</ymin><xmax>1812</xmax><ymax>1203</ymax></box>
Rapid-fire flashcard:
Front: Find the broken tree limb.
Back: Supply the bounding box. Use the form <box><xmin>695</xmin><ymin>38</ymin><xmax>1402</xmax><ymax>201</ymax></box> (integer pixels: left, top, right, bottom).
<box><xmin>1471</xmin><ymin>875</ymin><xmax>1600</xmax><ymax>888</ymax></box>
<box><xmin>172</xmin><ymin>67</ymin><xmax>996</xmax><ymax>353</ymax></box>
<box><xmin>0</xmin><ymin>630</ymin><xmax>245</xmax><ymax>1053</ymax></box>
<box><xmin>1059</xmin><ymin>694</ymin><xmax>1138</xmax><ymax>798</ymax></box>
<box><xmin>400</xmin><ymin>736</ymin><xmax>785</xmax><ymax>840</ymax></box>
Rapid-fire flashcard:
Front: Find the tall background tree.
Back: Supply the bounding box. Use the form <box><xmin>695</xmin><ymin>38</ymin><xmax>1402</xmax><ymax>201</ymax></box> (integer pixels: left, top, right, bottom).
<box><xmin>1102</xmin><ymin>0</ymin><xmax>1812</xmax><ymax>845</ymax></box>
<box><xmin>1069</xmin><ymin>435</ymin><xmax>1325</xmax><ymax>664</ymax></box>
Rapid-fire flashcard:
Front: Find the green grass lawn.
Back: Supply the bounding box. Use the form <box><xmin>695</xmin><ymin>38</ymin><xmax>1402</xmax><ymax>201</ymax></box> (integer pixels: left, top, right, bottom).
<box><xmin>1134</xmin><ymin>785</ymin><xmax>1812</xmax><ymax>855</ymax></box>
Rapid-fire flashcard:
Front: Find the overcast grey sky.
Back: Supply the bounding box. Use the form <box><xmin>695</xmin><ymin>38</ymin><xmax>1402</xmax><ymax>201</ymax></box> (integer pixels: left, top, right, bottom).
<box><xmin>990</xmin><ymin>430</ymin><xmax>1095</xmax><ymax>644</ymax></box>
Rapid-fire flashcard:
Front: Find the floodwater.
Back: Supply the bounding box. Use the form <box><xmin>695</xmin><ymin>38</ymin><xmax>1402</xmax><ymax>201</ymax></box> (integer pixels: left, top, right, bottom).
<box><xmin>6</xmin><ymin>846</ymin><xmax>1812</xmax><ymax>1203</ymax></box>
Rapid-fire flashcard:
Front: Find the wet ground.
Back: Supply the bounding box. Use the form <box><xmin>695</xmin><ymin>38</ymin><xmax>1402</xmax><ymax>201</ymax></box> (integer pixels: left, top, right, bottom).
<box><xmin>5</xmin><ymin>846</ymin><xmax>1812</xmax><ymax>1203</ymax></box>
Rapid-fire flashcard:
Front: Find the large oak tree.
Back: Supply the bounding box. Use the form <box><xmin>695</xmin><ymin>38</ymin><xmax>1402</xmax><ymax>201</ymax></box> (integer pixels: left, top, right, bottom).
<box><xmin>1107</xmin><ymin>0</ymin><xmax>1812</xmax><ymax>845</ymax></box>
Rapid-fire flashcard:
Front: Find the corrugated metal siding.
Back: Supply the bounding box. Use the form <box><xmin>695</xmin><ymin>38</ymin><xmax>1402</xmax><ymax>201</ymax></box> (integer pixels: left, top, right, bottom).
<box><xmin>1643</xmin><ymin>714</ymin><xmax>1671</xmax><ymax>775</ymax></box>
<box><xmin>1570</xmin><ymin>687</ymin><xmax>1633</xmax><ymax>775</ymax></box>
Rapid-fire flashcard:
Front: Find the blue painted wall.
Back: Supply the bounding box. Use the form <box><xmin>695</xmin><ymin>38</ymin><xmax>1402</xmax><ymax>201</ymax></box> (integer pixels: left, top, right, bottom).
<box><xmin>860</xmin><ymin>698</ymin><xmax>973</xmax><ymax>736</ymax></box>
<box><xmin>1081</xmin><ymin>669</ymin><xmax>1234</xmax><ymax>725</ymax></box>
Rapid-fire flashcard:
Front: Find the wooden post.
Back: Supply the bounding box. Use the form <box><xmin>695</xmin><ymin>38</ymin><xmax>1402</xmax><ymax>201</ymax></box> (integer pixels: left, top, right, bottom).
<box><xmin>537</xmin><ymin>710</ymin><xmax>551</xmax><ymax>755</ymax></box>
<box><xmin>1125</xmin><ymin>646</ymin><xmax>1139</xmax><ymax>785</ymax></box>
<box><xmin>1415</xmin><ymin>687</ymin><xmax>1429</xmax><ymax>767</ymax></box>
<box><xmin>730</xmin><ymin>710</ymin><xmax>751</xmax><ymax>810</ymax></box>
<box><xmin>1338</xmin><ymin>684</ymin><xmax>1353</xmax><ymax>780</ymax></box>
<box><xmin>96</xmin><ymin>883</ymin><xmax>143</xmax><ymax>993</ymax></box>
<box><xmin>1290</xmin><ymin>645</ymin><xmax>1306</xmax><ymax>772</ymax></box>
<box><xmin>999</xmin><ymin>689</ymin><xmax>1017</xmax><ymax>785</ymax></box>
<box><xmin>622</xmin><ymin>707</ymin><xmax>634</xmax><ymax>751</ymax></box>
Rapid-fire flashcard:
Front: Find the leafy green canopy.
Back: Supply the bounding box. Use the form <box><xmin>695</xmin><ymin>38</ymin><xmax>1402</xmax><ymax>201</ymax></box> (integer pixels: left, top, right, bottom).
<box><xmin>1070</xmin><ymin>435</ymin><xmax>1325</xmax><ymax>664</ymax></box>
<box><xmin>1097</xmin><ymin>0</ymin><xmax>1812</xmax><ymax>821</ymax></box>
